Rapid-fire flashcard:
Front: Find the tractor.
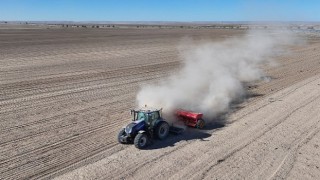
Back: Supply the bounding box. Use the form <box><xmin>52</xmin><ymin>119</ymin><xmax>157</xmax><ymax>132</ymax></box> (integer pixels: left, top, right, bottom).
<box><xmin>117</xmin><ymin>108</ymin><xmax>182</xmax><ymax>149</ymax></box>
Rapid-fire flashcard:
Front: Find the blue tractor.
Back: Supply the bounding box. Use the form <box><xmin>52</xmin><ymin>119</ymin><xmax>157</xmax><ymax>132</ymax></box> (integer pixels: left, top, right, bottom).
<box><xmin>118</xmin><ymin>108</ymin><xmax>176</xmax><ymax>149</ymax></box>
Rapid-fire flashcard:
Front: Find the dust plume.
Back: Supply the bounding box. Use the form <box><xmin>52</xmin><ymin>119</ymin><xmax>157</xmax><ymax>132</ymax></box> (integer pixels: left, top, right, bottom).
<box><xmin>136</xmin><ymin>30</ymin><xmax>298</xmax><ymax>120</ymax></box>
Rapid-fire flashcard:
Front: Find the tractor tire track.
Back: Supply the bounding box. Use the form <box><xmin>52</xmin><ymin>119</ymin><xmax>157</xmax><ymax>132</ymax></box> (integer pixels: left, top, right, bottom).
<box><xmin>1</xmin><ymin>27</ymin><xmax>320</xmax><ymax>180</ymax></box>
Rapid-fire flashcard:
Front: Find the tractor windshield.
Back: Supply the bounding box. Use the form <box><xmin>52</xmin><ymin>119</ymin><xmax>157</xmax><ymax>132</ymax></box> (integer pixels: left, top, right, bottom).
<box><xmin>136</xmin><ymin>112</ymin><xmax>146</xmax><ymax>121</ymax></box>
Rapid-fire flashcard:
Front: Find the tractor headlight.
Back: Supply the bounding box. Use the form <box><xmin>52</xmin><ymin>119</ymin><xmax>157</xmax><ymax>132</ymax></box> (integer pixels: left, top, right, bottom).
<box><xmin>125</xmin><ymin>126</ymin><xmax>132</xmax><ymax>134</ymax></box>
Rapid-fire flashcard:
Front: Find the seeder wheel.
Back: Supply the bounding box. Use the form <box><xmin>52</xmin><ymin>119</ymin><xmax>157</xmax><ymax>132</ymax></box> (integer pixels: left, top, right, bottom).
<box><xmin>196</xmin><ymin>119</ymin><xmax>205</xmax><ymax>129</ymax></box>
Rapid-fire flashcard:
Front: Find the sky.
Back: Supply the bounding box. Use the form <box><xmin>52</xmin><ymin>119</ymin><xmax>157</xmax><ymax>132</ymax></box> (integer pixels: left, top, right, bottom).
<box><xmin>0</xmin><ymin>0</ymin><xmax>319</xmax><ymax>22</ymax></box>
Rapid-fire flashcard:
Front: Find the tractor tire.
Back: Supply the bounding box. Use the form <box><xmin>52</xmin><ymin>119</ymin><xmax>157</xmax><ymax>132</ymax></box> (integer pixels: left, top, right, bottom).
<box><xmin>134</xmin><ymin>133</ymin><xmax>149</xmax><ymax>149</ymax></box>
<box><xmin>117</xmin><ymin>128</ymin><xmax>127</xmax><ymax>144</ymax></box>
<box><xmin>196</xmin><ymin>119</ymin><xmax>205</xmax><ymax>129</ymax></box>
<box><xmin>155</xmin><ymin>121</ymin><xmax>170</xmax><ymax>140</ymax></box>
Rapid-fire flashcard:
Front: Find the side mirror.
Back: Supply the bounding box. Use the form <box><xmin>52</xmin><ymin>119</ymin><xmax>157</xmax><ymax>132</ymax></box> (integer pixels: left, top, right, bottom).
<box><xmin>131</xmin><ymin>110</ymin><xmax>135</xmax><ymax>121</ymax></box>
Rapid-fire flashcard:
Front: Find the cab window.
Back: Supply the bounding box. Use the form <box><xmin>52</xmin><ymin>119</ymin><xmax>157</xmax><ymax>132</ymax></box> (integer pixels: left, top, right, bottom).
<box><xmin>137</xmin><ymin>112</ymin><xmax>146</xmax><ymax>120</ymax></box>
<box><xmin>153</xmin><ymin>111</ymin><xmax>160</xmax><ymax>120</ymax></box>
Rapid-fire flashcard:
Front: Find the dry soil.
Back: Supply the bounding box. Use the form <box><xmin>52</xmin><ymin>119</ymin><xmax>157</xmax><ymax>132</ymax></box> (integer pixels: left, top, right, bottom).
<box><xmin>0</xmin><ymin>27</ymin><xmax>320</xmax><ymax>180</ymax></box>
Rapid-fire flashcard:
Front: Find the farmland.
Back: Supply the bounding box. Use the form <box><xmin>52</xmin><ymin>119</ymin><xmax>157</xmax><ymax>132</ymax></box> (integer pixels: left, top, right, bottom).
<box><xmin>1</xmin><ymin>25</ymin><xmax>320</xmax><ymax>179</ymax></box>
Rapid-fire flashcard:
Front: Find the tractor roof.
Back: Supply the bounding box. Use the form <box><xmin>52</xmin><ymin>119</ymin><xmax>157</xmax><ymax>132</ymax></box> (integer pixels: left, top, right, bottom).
<box><xmin>133</xmin><ymin>107</ymin><xmax>161</xmax><ymax>113</ymax></box>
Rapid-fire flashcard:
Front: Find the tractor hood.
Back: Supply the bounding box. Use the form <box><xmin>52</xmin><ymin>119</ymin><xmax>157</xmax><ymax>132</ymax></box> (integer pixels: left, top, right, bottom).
<box><xmin>125</xmin><ymin>119</ymin><xmax>145</xmax><ymax>134</ymax></box>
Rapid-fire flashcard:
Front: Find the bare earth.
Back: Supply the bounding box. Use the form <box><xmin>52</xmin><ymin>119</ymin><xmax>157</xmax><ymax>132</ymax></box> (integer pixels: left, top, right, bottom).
<box><xmin>0</xmin><ymin>27</ymin><xmax>320</xmax><ymax>180</ymax></box>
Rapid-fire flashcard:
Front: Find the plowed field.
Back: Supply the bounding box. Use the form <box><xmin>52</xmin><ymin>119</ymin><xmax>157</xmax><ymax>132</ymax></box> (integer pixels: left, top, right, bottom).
<box><xmin>1</xmin><ymin>27</ymin><xmax>320</xmax><ymax>179</ymax></box>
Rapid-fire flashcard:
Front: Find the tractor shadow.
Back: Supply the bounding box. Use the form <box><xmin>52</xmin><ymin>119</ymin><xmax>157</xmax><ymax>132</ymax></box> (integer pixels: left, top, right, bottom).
<box><xmin>146</xmin><ymin>89</ymin><xmax>266</xmax><ymax>150</ymax></box>
<box><xmin>146</xmin><ymin>121</ymin><xmax>225</xmax><ymax>150</ymax></box>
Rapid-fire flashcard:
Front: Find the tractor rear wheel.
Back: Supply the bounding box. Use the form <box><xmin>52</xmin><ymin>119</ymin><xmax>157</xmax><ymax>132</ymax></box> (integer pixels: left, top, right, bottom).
<box><xmin>196</xmin><ymin>119</ymin><xmax>205</xmax><ymax>129</ymax></box>
<box><xmin>155</xmin><ymin>121</ymin><xmax>170</xmax><ymax>140</ymax></box>
<box><xmin>134</xmin><ymin>133</ymin><xmax>149</xmax><ymax>149</ymax></box>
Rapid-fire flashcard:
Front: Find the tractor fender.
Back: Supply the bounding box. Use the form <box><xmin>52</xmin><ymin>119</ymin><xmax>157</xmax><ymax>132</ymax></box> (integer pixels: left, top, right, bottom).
<box><xmin>153</xmin><ymin>118</ymin><xmax>165</xmax><ymax>127</ymax></box>
<box><xmin>138</xmin><ymin>130</ymin><xmax>146</xmax><ymax>134</ymax></box>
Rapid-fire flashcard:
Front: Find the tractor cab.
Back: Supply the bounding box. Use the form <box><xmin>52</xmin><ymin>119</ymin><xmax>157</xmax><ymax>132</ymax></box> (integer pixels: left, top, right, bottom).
<box><xmin>131</xmin><ymin>109</ymin><xmax>162</xmax><ymax>127</ymax></box>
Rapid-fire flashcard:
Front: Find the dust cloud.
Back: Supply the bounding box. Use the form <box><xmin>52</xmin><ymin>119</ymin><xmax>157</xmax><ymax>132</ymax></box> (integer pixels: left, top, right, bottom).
<box><xmin>136</xmin><ymin>30</ymin><xmax>298</xmax><ymax>120</ymax></box>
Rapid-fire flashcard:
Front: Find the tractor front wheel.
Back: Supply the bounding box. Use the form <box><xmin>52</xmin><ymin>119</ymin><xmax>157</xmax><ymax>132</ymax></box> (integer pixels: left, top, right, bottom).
<box><xmin>134</xmin><ymin>133</ymin><xmax>149</xmax><ymax>149</ymax></box>
<box><xmin>117</xmin><ymin>128</ymin><xmax>127</xmax><ymax>144</ymax></box>
<box><xmin>155</xmin><ymin>121</ymin><xmax>170</xmax><ymax>140</ymax></box>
